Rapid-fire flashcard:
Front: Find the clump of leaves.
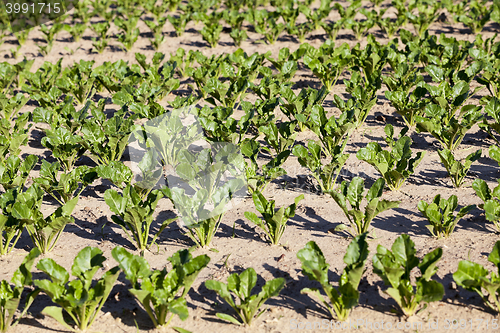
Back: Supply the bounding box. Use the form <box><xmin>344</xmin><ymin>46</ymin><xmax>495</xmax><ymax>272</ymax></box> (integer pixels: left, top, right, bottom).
<box><xmin>453</xmin><ymin>240</ymin><xmax>500</xmax><ymax>312</ymax></box>
<box><xmin>479</xmin><ymin>97</ymin><xmax>500</xmax><ymax>145</ymax></box>
<box><xmin>0</xmin><ymin>248</ymin><xmax>40</xmax><ymax>333</ymax></box>
<box><xmin>56</xmin><ymin>60</ymin><xmax>96</xmax><ymax>105</ymax></box>
<box><xmin>303</xmin><ymin>41</ymin><xmax>352</xmax><ymax>91</ymax></box>
<box><xmin>0</xmin><ymin>155</ymin><xmax>37</xmax><ymax>191</ymax></box>
<box><xmin>0</xmin><ymin>112</ymin><xmax>32</xmax><ymax>157</ymax></box>
<box><xmin>41</xmin><ymin>127</ymin><xmax>86</xmax><ymax>172</ymax></box>
<box><xmin>241</xmin><ymin>139</ymin><xmax>288</xmax><ymax>194</ymax></box>
<box><xmin>35</xmin><ymin>161</ymin><xmax>97</xmax><ymax>205</ymax></box>
<box><xmin>244</xmin><ymin>191</ymin><xmax>304</xmax><ymax>245</ymax></box>
<box><xmin>357</xmin><ymin>125</ymin><xmax>425</xmax><ymax>191</ymax></box>
<box><xmin>292</xmin><ymin>140</ymin><xmax>349</xmax><ymax>193</ymax></box>
<box><xmin>115</xmin><ymin>16</ymin><xmax>140</xmax><ymax>51</ymax></box>
<box><xmin>416</xmin><ymin>79</ymin><xmax>483</xmax><ymax>151</ymax></box>
<box><xmin>279</xmin><ymin>85</ymin><xmax>328</xmax><ymax>132</ymax></box>
<box><xmin>205</xmin><ymin>267</ymin><xmax>285</xmax><ymax>326</ymax></box>
<box><xmin>81</xmin><ymin>100</ymin><xmax>134</xmax><ymax>166</ymax></box>
<box><xmin>201</xmin><ymin>21</ymin><xmax>223</xmax><ymax>48</ymax></box>
<box><xmin>34</xmin><ymin>247</ymin><xmax>120</xmax><ymax>331</ymax></box>
<box><xmin>328</xmin><ymin>177</ymin><xmax>400</xmax><ymax>237</ymax></box>
<box><xmin>90</xmin><ymin>22</ymin><xmax>110</xmax><ymax>53</ymax></box>
<box><xmin>418</xmin><ymin>194</ymin><xmax>475</xmax><ymax>238</ymax></box>
<box><xmin>372</xmin><ymin>234</ymin><xmax>444</xmax><ymax>317</ymax></box>
<box><xmin>297</xmin><ymin>233</ymin><xmax>369</xmax><ymax>321</ymax></box>
<box><xmin>112</xmin><ymin>246</ymin><xmax>210</xmax><ymax>328</ymax></box>
<box><xmin>105</xmin><ymin>185</ymin><xmax>175</xmax><ymax>256</ymax></box>
<box><xmin>438</xmin><ymin>148</ymin><xmax>481</xmax><ymax>188</ymax></box>
<box><xmin>472</xmin><ymin>177</ymin><xmax>500</xmax><ymax>232</ymax></box>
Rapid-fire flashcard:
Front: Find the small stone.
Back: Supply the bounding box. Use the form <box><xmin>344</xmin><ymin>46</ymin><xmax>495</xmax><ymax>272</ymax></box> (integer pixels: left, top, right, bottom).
<box><xmin>449</xmin><ymin>281</ymin><xmax>457</xmax><ymax>290</ymax></box>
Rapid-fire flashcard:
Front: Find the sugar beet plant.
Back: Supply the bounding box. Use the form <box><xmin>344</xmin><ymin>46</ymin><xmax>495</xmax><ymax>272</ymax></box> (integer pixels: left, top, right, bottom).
<box><xmin>0</xmin><ymin>249</ymin><xmax>40</xmax><ymax>333</ymax></box>
<box><xmin>244</xmin><ymin>191</ymin><xmax>304</xmax><ymax>245</ymax></box>
<box><xmin>372</xmin><ymin>234</ymin><xmax>445</xmax><ymax>317</ymax></box>
<box><xmin>0</xmin><ymin>184</ymin><xmax>78</xmax><ymax>254</ymax></box>
<box><xmin>162</xmin><ymin>145</ymin><xmax>246</xmax><ymax>248</ymax></box>
<box><xmin>297</xmin><ymin>233</ymin><xmax>369</xmax><ymax>321</ymax></box>
<box><xmin>205</xmin><ymin>267</ymin><xmax>285</xmax><ymax>326</ymax></box>
<box><xmin>437</xmin><ymin>148</ymin><xmax>481</xmax><ymax>188</ymax></box>
<box><xmin>329</xmin><ymin>177</ymin><xmax>400</xmax><ymax>237</ymax></box>
<box><xmin>472</xmin><ymin>177</ymin><xmax>500</xmax><ymax>232</ymax></box>
<box><xmin>418</xmin><ymin>194</ymin><xmax>475</xmax><ymax>238</ymax></box>
<box><xmin>357</xmin><ymin>125</ymin><xmax>425</xmax><ymax>191</ymax></box>
<box><xmin>112</xmin><ymin>246</ymin><xmax>210</xmax><ymax>328</ymax></box>
<box><xmin>454</xmin><ymin>241</ymin><xmax>500</xmax><ymax>313</ymax></box>
<box><xmin>105</xmin><ymin>185</ymin><xmax>175</xmax><ymax>256</ymax></box>
<box><xmin>34</xmin><ymin>247</ymin><xmax>120</xmax><ymax>331</ymax></box>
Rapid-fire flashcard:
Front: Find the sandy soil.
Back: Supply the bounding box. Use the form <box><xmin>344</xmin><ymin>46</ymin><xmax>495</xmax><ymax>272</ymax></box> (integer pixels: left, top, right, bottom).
<box><xmin>1</xmin><ymin>1</ymin><xmax>500</xmax><ymax>332</ymax></box>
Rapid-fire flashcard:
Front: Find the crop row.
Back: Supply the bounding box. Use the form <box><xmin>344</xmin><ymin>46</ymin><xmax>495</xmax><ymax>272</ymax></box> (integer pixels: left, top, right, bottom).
<box><xmin>0</xmin><ymin>0</ymin><xmax>499</xmax><ymax>54</ymax></box>
<box><xmin>2</xmin><ymin>234</ymin><xmax>500</xmax><ymax>332</ymax></box>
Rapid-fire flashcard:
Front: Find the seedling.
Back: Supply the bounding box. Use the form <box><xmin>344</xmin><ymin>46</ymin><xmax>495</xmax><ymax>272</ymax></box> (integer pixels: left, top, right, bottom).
<box><xmin>297</xmin><ymin>234</ymin><xmax>369</xmax><ymax>321</ymax></box>
<box><xmin>438</xmin><ymin>148</ymin><xmax>481</xmax><ymax>188</ymax></box>
<box><xmin>205</xmin><ymin>267</ymin><xmax>285</xmax><ymax>325</ymax></box>
<box><xmin>418</xmin><ymin>194</ymin><xmax>475</xmax><ymax>238</ymax></box>
<box><xmin>244</xmin><ymin>191</ymin><xmax>304</xmax><ymax>245</ymax></box>
<box><xmin>372</xmin><ymin>234</ymin><xmax>444</xmax><ymax>317</ymax></box>
<box><xmin>34</xmin><ymin>247</ymin><xmax>120</xmax><ymax>331</ymax></box>
<box><xmin>112</xmin><ymin>247</ymin><xmax>210</xmax><ymax>328</ymax></box>
<box><xmin>454</xmin><ymin>241</ymin><xmax>500</xmax><ymax>312</ymax></box>
<box><xmin>328</xmin><ymin>177</ymin><xmax>400</xmax><ymax>237</ymax></box>
<box><xmin>357</xmin><ymin>124</ymin><xmax>425</xmax><ymax>191</ymax></box>
<box><xmin>105</xmin><ymin>185</ymin><xmax>175</xmax><ymax>256</ymax></box>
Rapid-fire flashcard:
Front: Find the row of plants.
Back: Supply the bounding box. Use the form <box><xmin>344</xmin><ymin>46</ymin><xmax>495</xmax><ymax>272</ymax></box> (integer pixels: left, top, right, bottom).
<box><xmin>2</xmin><ymin>234</ymin><xmax>500</xmax><ymax>332</ymax></box>
<box><xmin>1</xmin><ymin>0</ymin><xmax>500</xmax><ymax>54</ymax></box>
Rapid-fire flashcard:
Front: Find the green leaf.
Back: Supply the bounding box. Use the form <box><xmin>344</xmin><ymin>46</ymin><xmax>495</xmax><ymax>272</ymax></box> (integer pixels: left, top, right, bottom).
<box><xmin>41</xmin><ymin>306</ymin><xmax>74</xmax><ymax>331</ymax></box>
<box><xmin>216</xmin><ymin>312</ymin><xmax>242</xmax><ymax>325</ymax></box>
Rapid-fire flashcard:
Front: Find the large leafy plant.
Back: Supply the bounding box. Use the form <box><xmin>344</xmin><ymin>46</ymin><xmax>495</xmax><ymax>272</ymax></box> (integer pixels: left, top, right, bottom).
<box><xmin>416</xmin><ymin>78</ymin><xmax>483</xmax><ymax>151</ymax></box>
<box><xmin>0</xmin><ymin>249</ymin><xmax>40</xmax><ymax>333</ymax></box>
<box><xmin>418</xmin><ymin>194</ymin><xmax>475</xmax><ymax>238</ymax></box>
<box><xmin>244</xmin><ymin>191</ymin><xmax>304</xmax><ymax>245</ymax></box>
<box><xmin>372</xmin><ymin>234</ymin><xmax>444</xmax><ymax>316</ymax></box>
<box><xmin>160</xmin><ymin>143</ymin><xmax>245</xmax><ymax>248</ymax></box>
<box><xmin>292</xmin><ymin>140</ymin><xmax>349</xmax><ymax>193</ymax></box>
<box><xmin>205</xmin><ymin>267</ymin><xmax>285</xmax><ymax>326</ymax></box>
<box><xmin>41</xmin><ymin>127</ymin><xmax>86</xmax><ymax>172</ymax></box>
<box><xmin>0</xmin><ymin>183</ymin><xmax>77</xmax><ymax>254</ymax></box>
<box><xmin>105</xmin><ymin>185</ymin><xmax>174</xmax><ymax>256</ymax></box>
<box><xmin>0</xmin><ymin>155</ymin><xmax>37</xmax><ymax>191</ymax></box>
<box><xmin>472</xmin><ymin>177</ymin><xmax>500</xmax><ymax>232</ymax></box>
<box><xmin>328</xmin><ymin>177</ymin><xmax>400</xmax><ymax>237</ymax></box>
<box><xmin>437</xmin><ymin>148</ymin><xmax>481</xmax><ymax>188</ymax></box>
<box><xmin>303</xmin><ymin>41</ymin><xmax>352</xmax><ymax>91</ymax></box>
<box><xmin>453</xmin><ymin>241</ymin><xmax>500</xmax><ymax>312</ymax></box>
<box><xmin>357</xmin><ymin>124</ymin><xmax>425</xmax><ymax>191</ymax></box>
<box><xmin>34</xmin><ymin>161</ymin><xmax>97</xmax><ymax>205</ymax></box>
<box><xmin>416</xmin><ymin>103</ymin><xmax>483</xmax><ymax>151</ymax></box>
<box><xmin>112</xmin><ymin>246</ymin><xmax>210</xmax><ymax>328</ymax></box>
<box><xmin>297</xmin><ymin>233</ymin><xmax>369</xmax><ymax>321</ymax></box>
<box><xmin>81</xmin><ymin>100</ymin><xmax>134</xmax><ymax>166</ymax></box>
<box><xmin>34</xmin><ymin>247</ymin><xmax>120</xmax><ymax>331</ymax></box>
